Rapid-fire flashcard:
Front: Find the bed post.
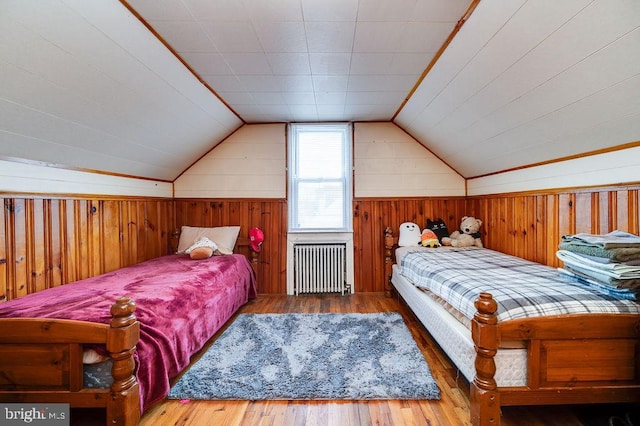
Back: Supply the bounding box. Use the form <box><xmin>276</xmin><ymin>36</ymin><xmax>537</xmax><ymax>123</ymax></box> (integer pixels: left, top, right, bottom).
<box><xmin>107</xmin><ymin>297</ymin><xmax>141</xmax><ymax>426</ymax></box>
<box><xmin>471</xmin><ymin>292</ymin><xmax>500</xmax><ymax>426</ymax></box>
<box><xmin>384</xmin><ymin>227</ymin><xmax>396</xmax><ymax>297</ymax></box>
<box><xmin>249</xmin><ymin>247</ymin><xmax>259</xmax><ymax>275</ymax></box>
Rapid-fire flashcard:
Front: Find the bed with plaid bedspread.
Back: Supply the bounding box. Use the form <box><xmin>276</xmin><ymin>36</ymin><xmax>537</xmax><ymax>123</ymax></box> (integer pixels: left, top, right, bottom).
<box><xmin>399</xmin><ymin>247</ymin><xmax>640</xmax><ymax>323</ymax></box>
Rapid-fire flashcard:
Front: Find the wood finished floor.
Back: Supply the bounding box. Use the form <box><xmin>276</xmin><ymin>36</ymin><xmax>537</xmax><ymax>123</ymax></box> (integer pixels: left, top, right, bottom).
<box><xmin>136</xmin><ymin>293</ymin><xmax>631</xmax><ymax>426</ymax></box>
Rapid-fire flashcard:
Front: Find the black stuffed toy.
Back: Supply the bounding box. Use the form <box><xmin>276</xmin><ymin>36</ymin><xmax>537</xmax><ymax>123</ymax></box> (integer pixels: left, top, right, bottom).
<box><xmin>426</xmin><ymin>218</ymin><xmax>450</xmax><ymax>244</ymax></box>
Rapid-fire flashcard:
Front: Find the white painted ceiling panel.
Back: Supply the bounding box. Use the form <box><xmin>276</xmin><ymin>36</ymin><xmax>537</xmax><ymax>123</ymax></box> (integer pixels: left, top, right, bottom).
<box><xmin>0</xmin><ymin>0</ymin><xmax>241</xmax><ymax>180</ymax></box>
<box><xmin>397</xmin><ymin>0</ymin><xmax>640</xmax><ymax>177</ymax></box>
<box><xmin>131</xmin><ymin>0</ymin><xmax>470</xmax><ymax>123</ymax></box>
<box><xmin>1</xmin><ymin>0</ymin><xmax>638</xmax><ymax>182</ymax></box>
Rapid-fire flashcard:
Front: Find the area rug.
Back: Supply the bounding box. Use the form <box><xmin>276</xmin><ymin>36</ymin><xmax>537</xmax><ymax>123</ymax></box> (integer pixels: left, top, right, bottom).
<box><xmin>168</xmin><ymin>312</ymin><xmax>440</xmax><ymax>401</ymax></box>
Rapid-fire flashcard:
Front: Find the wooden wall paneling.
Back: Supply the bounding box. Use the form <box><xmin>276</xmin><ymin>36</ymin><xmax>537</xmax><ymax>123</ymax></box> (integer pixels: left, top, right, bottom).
<box><xmin>615</xmin><ymin>190</ymin><xmax>635</xmax><ymax>234</ymax></box>
<box><xmin>557</xmin><ymin>193</ymin><xmax>575</xmax><ymax>240</ymax></box>
<box><xmin>277</xmin><ymin>200</ymin><xmax>288</xmax><ymax>295</ymax></box>
<box><xmin>64</xmin><ymin>200</ymin><xmax>77</xmax><ymax>284</ymax></box>
<box><xmin>30</xmin><ymin>199</ymin><xmax>47</xmax><ymax>294</ymax></box>
<box><xmin>0</xmin><ymin>200</ymin><xmax>4</xmax><ymax>301</ymax></box>
<box><xmin>629</xmin><ymin>189</ymin><xmax>639</xmax><ymax>234</ymax></box>
<box><xmin>173</xmin><ymin>199</ymin><xmax>288</xmax><ymax>294</ymax></box>
<box><xmin>49</xmin><ymin>199</ymin><xmax>62</xmax><ymax>289</ymax></box>
<box><xmin>353</xmin><ymin>198</ymin><xmax>467</xmax><ymax>293</ymax></box>
<box><xmin>144</xmin><ymin>200</ymin><xmax>164</xmax><ymax>259</ymax></box>
<box><xmin>0</xmin><ymin>198</ymin><xmax>14</xmax><ymax>301</ymax></box>
<box><xmin>523</xmin><ymin>196</ymin><xmax>537</xmax><ymax>261</ymax></box>
<box><xmin>258</xmin><ymin>201</ymin><xmax>276</xmax><ymax>295</ymax></box>
<box><xmin>101</xmin><ymin>200</ymin><xmax>121</xmax><ymax>273</ymax></box>
<box><xmin>12</xmin><ymin>199</ymin><xmax>27</xmax><ymax>298</ymax></box>
<box><xmin>598</xmin><ymin>191</ymin><xmax>611</xmax><ymax>234</ymax></box>
<box><xmin>86</xmin><ymin>200</ymin><xmax>100</xmax><ymax>279</ymax></box>
<box><xmin>468</xmin><ymin>186</ymin><xmax>640</xmax><ymax>270</ymax></box>
<box><xmin>533</xmin><ymin>195</ymin><xmax>547</xmax><ymax>265</ymax></box>
<box><xmin>574</xmin><ymin>192</ymin><xmax>593</xmax><ymax>234</ymax></box>
<box><xmin>127</xmin><ymin>200</ymin><xmax>138</xmax><ymax>261</ymax></box>
<box><xmin>356</xmin><ymin>200</ymin><xmax>369</xmax><ymax>293</ymax></box>
<box><xmin>1</xmin><ymin>197</ymin><xmax>174</xmax><ymax>302</ymax></box>
<box><xmin>545</xmin><ymin>194</ymin><xmax>560</xmax><ymax>266</ymax></box>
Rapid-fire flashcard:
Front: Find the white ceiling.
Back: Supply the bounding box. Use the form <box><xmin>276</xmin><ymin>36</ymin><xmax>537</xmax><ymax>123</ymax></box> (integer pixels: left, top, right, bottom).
<box><xmin>0</xmin><ymin>0</ymin><xmax>638</xmax><ymax>181</ymax></box>
<box><xmin>127</xmin><ymin>0</ymin><xmax>472</xmax><ymax>123</ymax></box>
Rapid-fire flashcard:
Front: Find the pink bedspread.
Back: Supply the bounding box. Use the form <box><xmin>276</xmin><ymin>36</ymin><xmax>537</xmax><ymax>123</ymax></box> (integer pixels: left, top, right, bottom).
<box><xmin>0</xmin><ymin>253</ymin><xmax>257</xmax><ymax>411</ymax></box>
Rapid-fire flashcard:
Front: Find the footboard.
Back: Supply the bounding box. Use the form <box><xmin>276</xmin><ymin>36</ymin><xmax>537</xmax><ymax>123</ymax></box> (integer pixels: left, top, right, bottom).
<box><xmin>471</xmin><ymin>292</ymin><xmax>640</xmax><ymax>426</ymax></box>
<box><xmin>0</xmin><ymin>297</ymin><xmax>140</xmax><ymax>426</ymax></box>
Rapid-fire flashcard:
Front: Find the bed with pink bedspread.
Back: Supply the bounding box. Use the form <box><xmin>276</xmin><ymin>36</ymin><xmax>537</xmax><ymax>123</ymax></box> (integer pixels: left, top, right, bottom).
<box><xmin>0</xmin><ymin>252</ymin><xmax>256</xmax><ymax>425</ymax></box>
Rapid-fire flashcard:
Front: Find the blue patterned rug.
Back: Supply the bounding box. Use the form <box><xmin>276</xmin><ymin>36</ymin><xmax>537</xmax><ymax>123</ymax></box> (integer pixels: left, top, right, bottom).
<box><xmin>168</xmin><ymin>312</ymin><xmax>440</xmax><ymax>401</ymax></box>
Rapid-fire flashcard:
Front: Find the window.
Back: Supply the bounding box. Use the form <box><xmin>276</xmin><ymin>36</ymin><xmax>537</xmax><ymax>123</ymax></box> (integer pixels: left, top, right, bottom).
<box><xmin>288</xmin><ymin>123</ymin><xmax>352</xmax><ymax>232</ymax></box>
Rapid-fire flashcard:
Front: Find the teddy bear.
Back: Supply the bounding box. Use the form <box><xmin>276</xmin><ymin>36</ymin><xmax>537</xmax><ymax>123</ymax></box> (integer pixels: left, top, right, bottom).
<box><xmin>441</xmin><ymin>216</ymin><xmax>483</xmax><ymax>248</ymax></box>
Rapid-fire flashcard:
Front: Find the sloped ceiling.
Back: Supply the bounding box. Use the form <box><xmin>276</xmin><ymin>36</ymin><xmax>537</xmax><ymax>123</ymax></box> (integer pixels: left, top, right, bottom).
<box><xmin>0</xmin><ymin>0</ymin><xmax>638</xmax><ymax>182</ymax></box>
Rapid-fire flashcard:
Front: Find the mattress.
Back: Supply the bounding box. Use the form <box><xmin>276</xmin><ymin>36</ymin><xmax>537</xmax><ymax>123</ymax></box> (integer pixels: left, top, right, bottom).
<box><xmin>391</xmin><ymin>259</ymin><xmax>528</xmax><ymax>387</ymax></box>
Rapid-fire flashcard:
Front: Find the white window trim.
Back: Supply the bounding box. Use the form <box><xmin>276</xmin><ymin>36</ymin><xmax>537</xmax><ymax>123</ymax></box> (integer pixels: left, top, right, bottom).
<box><xmin>287</xmin><ymin>123</ymin><xmax>353</xmax><ymax>233</ymax></box>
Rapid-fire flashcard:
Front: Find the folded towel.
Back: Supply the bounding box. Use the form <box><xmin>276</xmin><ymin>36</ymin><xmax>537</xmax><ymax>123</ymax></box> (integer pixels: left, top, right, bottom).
<box><xmin>558</xmin><ymin>241</ymin><xmax>640</xmax><ymax>262</ymax></box>
<box><xmin>562</xmin><ymin>264</ymin><xmax>640</xmax><ymax>290</ymax></box>
<box><xmin>561</xmin><ymin>230</ymin><xmax>640</xmax><ymax>249</ymax></box>
<box><xmin>561</xmin><ymin>251</ymin><xmax>640</xmax><ymax>266</ymax></box>
<box><xmin>556</xmin><ymin>250</ymin><xmax>640</xmax><ymax>276</ymax></box>
<box><xmin>558</xmin><ymin>268</ymin><xmax>637</xmax><ymax>300</ymax></box>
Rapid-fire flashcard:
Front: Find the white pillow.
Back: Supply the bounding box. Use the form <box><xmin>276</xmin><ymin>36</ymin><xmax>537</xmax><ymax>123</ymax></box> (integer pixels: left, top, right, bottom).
<box><xmin>177</xmin><ymin>226</ymin><xmax>240</xmax><ymax>255</ymax></box>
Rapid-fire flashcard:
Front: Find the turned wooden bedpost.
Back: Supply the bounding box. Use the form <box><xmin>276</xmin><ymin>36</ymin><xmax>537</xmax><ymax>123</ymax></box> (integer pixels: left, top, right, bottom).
<box><xmin>249</xmin><ymin>247</ymin><xmax>259</xmax><ymax>275</ymax></box>
<box><xmin>384</xmin><ymin>227</ymin><xmax>395</xmax><ymax>297</ymax></box>
<box><xmin>107</xmin><ymin>297</ymin><xmax>141</xmax><ymax>426</ymax></box>
<box><xmin>471</xmin><ymin>292</ymin><xmax>500</xmax><ymax>426</ymax></box>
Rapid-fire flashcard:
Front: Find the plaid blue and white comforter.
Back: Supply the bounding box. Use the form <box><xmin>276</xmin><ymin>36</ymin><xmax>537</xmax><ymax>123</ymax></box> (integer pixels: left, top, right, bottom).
<box><xmin>399</xmin><ymin>247</ymin><xmax>640</xmax><ymax>323</ymax></box>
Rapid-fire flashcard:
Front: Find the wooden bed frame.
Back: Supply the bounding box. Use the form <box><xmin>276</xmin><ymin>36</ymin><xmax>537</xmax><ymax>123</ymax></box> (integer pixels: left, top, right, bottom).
<box><xmin>384</xmin><ymin>227</ymin><xmax>640</xmax><ymax>426</ymax></box>
<box><xmin>0</xmin><ymin>236</ymin><xmax>259</xmax><ymax>426</ymax></box>
<box><xmin>0</xmin><ymin>297</ymin><xmax>140</xmax><ymax>425</ymax></box>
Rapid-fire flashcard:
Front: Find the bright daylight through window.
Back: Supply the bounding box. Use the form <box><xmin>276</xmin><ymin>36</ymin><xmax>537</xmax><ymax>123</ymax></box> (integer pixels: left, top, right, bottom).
<box><xmin>288</xmin><ymin>124</ymin><xmax>352</xmax><ymax>232</ymax></box>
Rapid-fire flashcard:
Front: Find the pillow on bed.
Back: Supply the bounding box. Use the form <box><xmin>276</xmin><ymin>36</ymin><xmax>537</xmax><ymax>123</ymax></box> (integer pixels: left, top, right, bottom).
<box><xmin>177</xmin><ymin>225</ymin><xmax>240</xmax><ymax>255</ymax></box>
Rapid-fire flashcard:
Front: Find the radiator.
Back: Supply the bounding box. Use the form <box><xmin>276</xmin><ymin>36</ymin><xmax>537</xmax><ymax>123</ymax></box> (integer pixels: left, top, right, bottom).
<box><xmin>293</xmin><ymin>243</ymin><xmax>346</xmax><ymax>295</ymax></box>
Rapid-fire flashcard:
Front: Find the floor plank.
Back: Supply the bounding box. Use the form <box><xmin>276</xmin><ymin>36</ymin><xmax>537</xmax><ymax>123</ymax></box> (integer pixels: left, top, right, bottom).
<box><xmin>136</xmin><ymin>293</ymin><xmax>636</xmax><ymax>426</ymax></box>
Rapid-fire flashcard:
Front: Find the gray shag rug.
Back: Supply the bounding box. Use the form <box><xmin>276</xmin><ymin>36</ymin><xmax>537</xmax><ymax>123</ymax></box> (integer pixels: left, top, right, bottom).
<box><xmin>168</xmin><ymin>312</ymin><xmax>440</xmax><ymax>401</ymax></box>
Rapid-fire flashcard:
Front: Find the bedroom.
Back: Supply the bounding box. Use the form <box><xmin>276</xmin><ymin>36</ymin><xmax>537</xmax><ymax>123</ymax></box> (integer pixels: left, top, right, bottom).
<box><xmin>1</xmin><ymin>0</ymin><xmax>639</xmax><ymax>425</ymax></box>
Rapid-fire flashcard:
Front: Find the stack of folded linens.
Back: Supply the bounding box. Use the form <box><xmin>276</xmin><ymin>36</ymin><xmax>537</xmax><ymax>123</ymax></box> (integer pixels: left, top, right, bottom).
<box><xmin>557</xmin><ymin>230</ymin><xmax>640</xmax><ymax>300</ymax></box>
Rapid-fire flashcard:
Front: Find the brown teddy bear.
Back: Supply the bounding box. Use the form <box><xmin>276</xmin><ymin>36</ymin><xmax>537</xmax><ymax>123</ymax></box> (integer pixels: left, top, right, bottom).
<box><xmin>441</xmin><ymin>216</ymin><xmax>483</xmax><ymax>248</ymax></box>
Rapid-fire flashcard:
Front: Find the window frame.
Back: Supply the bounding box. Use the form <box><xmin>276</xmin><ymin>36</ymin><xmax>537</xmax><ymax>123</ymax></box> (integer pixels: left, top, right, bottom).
<box><xmin>288</xmin><ymin>123</ymin><xmax>353</xmax><ymax>233</ymax></box>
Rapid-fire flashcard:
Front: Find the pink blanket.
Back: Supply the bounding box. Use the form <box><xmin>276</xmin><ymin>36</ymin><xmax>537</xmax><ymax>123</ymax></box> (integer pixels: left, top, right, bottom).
<box><xmin>0</xmin><ymin>254</ymin><xmax>257</xmax><ymax>411</ymax></box>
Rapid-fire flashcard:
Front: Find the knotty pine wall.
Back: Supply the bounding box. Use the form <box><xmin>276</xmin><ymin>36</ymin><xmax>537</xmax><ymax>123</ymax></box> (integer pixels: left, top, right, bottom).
<box><xmin>1</xmin><ymin>197</ymin><xmax>174</xmax><ymax>302</ymax></box>
<box><xmin>174</xmin><ymin>199</ymin><xmax>287</xmax><ymax>295</ymax></box>
<box><xmin>467</xmin><ymin>184</ymin><xmax>640</xmax><ymax>267</ymax></box>
<box><xmin>353</xmin><ymin>197</ymin><xmax>468</xmax><ymax>292</ymax></box>
<box><xmin>3</xmin><ymin>184</ymin><xmax>639</xmax><ymax>301</ymax></box>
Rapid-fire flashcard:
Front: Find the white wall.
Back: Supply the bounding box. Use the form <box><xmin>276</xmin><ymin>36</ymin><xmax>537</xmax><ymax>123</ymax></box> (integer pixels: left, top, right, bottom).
<box><xmin>174</xmin><ymin>123</ymin><xmax>286</xmax><ymax>198</ymax></box>
<box><xmin>175</xmin><ymin>122</ymin><xmax>466</xmax><ymax>199</ymax></box>
<box><xmin>0</xmin><ymin>159</ymin><xmax>172</xmax><ymax>197</ymax></box>
<box><xmin>354</xmin><ymin>122</ymin><xmax>465</xmax><ymax>197</ymax></box>
<box><xmin>467</xmin><ymin>146</ymin><xmax>640</xmax><ymax>196</ymax></box>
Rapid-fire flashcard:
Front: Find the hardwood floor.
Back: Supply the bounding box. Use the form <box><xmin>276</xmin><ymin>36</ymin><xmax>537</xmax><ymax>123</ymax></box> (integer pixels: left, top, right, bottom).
<box><xmin>136</xmin><ymin>293</ymin><xmax>634</xmax><ymax>426</ymax></box>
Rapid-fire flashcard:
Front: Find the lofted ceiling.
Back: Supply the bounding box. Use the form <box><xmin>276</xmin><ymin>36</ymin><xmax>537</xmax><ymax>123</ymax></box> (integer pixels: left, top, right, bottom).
<box><xmin>0</xmin><ymin>0</ymin><xmax>638</xmax><ymax>182</ymax></box>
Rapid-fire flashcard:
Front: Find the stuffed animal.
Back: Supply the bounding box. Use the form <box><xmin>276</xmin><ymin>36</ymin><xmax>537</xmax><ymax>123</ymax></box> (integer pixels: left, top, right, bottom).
<box><xmin>441</xmin><ymin>216</ymin><xmax>483</xmax><ymax>248</ymax></box>
<box><xmin>426</xmin><ymin>218</ymin><xmax>450</xmax><ymax>244</ymax></box>
<box><xmin>420</xmin><ymin>229</ymin><xmax>441</xmax><ymax>248</ymax></box>
<box><xmin>398</xmin><ymin>222</ymin><xmax>422</xmax><ymax>247</ymax></box>
<box><xmin>184</xmin><ymin>236</ymin><xmax>221</xmax><ymax>259</ymax></box>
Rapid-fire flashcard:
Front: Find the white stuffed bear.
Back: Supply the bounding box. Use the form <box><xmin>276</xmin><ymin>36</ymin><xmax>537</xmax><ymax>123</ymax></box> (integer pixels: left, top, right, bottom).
<box><xmin>441</xmin><ymin>216</ymin><xmax>483</xmax><ymax>248</ymax></box>
<box><xmin>398</xmin><ymin>222</ymin><xmax>422</xmax><ymax>247</ymax></box>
